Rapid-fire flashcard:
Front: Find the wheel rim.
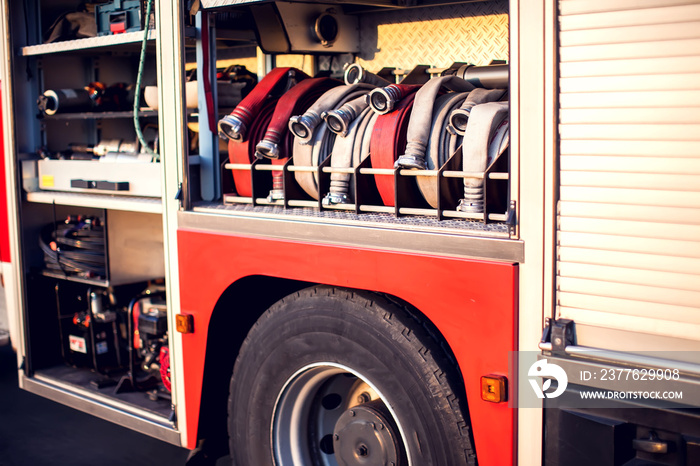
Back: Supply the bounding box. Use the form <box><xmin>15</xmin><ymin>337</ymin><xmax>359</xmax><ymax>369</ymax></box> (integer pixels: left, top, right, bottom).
<box><xmin>272</xmin><ymin>362</ymin><xmax>410</xmax><ymax>466</ymax></box>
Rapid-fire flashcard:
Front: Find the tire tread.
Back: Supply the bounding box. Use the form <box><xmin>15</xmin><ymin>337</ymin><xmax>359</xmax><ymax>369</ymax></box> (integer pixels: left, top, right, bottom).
<box><xmin>228</xmin><ymin>285</ymin><xmax>477</xmax><ymax>466</ymax></box>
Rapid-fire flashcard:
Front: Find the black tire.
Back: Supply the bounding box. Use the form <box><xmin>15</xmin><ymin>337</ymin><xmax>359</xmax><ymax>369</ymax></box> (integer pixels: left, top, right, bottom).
<box><xmin>228</xmin><ymin>286</ymin><xmax>476</xmax><ymax>466</ymax></box>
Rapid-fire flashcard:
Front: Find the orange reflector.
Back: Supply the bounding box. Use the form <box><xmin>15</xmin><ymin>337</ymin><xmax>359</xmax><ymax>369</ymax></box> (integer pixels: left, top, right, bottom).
<box><xmin>481</xmin><ymin>374</ymin><xmax>507</xmax><ymax>403</ymax></box>
<box><xmin>176</xmin><ymin>313</ymin><xmax>194</xmax><ymax>334</ymax></box>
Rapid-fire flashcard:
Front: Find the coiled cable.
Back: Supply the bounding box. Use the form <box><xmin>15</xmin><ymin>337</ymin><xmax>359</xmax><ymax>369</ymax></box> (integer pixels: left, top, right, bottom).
<box><xmin>40</xmin><ymin>217</ymin><xmax>106</xmax><ymax>278</ymax></box>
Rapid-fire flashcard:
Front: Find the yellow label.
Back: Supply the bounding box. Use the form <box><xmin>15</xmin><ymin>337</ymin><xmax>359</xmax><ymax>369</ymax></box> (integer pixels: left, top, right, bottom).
<box><xmin>41</xmin><ymin>175</ymin><xmax>55</xmax><ymax>188</ymax></box>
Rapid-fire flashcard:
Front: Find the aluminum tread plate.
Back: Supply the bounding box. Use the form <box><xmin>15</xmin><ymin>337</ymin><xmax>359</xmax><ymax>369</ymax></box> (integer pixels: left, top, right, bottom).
<box><xmin>357</xmin><ymin>1</ymin><xmax>509</xmax><ymax>70</ymax></box>
<box><xmin>193</xmin><ymin>201</ymin><xmax>510</xmax><ymax>237</ymax></box>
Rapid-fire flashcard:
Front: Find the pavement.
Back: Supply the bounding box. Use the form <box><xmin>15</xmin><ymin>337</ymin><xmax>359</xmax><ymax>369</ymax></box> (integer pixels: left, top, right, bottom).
<box><xmin>0</xmin><ymin>345</ymin><xmax>191</xmax><ymax>466</ymax></box>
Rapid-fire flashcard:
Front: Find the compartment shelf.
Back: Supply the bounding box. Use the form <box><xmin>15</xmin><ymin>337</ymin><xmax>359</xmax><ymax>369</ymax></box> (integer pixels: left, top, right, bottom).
<box><xmin>222</xmin><ymin>149</ymin><xmax>511</xmax><ymax>223</ymax></box>
<box><xmin>40</xmin><ymin>269</ymin><xmax>109</xmax><ymax>288</ymax></box>
<box><xmin>43</xmin><ymin>109</ymin><xmax>158</xmax><ymax>120</ymax></box>
<box><xmin>200</xmin><ymin>0</ymin><xmax>468</xmax><ymax>9</ymax></box>
<box><xmin>20</xmin><ymin>30</ymin><xmax>157</xmax><ymax>57</ymax></box>
<box><xmin>200</xmin><ymin>201</ymin><xmax>511</xmax><ymax>238</ymax></box>
<box><xmin>26</xmin><ymin>191</ymin><xmax>162</xmax><ymax>214</ymax></box>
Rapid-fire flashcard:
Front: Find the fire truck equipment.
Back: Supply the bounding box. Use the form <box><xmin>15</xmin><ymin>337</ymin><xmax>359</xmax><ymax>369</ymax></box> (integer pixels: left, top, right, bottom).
<box><xmin>219</xmin><ymin>67</ymin><xmax>309</xmax><ymax>142</ymax></box>
<box><xmin>37</xmin><ymin>82</ymin><xmax>135</xmax><ymax>115</ymax></box>
<box><xmin>323</xmin><ymin>93</ymin><xmax>372</xmax><ymax>138</ymax></box>
<box><xmin>457</xmin><ymin>101</ymin><xmax>509</xmax><ymax>215</ymax></box>
<box><xmin>323</xmin><ymin>107</ymin><xmax>377</xmax><ymax>206</ymax></box>
<box><xmin>116</xmin><ymin>287</ymin><xmax>168</xmax><ymax>393</ymax></box>
<box><xmin>57</xmin><ymin>283</ymin><xmax>121</xmax><ymax>373</ymax></box>
<box><xmin>415</xmin><ymin>92</ymin><xmax>470</xmax><ymax>208</ymax></box>
<box><xmin>256</xmin><ymin>77</ymin><xmax>342</xmax><ymax>160</ymax></box>
<box><xmin>343</xmin><ymin>63</ymin><xmax>392</xmax><ymax>87</ymax></box>
<box><xmin>448</xmin><ymin>88</ymin><xmax>507</xmax><ymax>136</ymax></box>
<box><xmin>367</xmin><ymin>84</ymin><xmax>421</xmax><ymax>115</ymax></box>
<box><xmin>40</xmin><ymin>216</ymin><xmax>106</xmax><ymax>279</ymax></box>
<box><xmin>458</xmin><ymin>63</ymin><xmax>509</xmax><ymax>89</ymax></box>
<box><xmin>229</xmin><ymin>286</ymin><xmax>475</xmax><ymax>465</ymax></box>
<box><xmin>395</xmin><ymin>76</ymin><xmax>476</xmax><ymax>170</ymax></box>
<box><xmin>254</xmin><ymin>77</ymin><xmax>342</xmax><ymax>200</ymax></box>
<box><xmin>227</xmin><ymin>99</ymin><xmax>277</xmax><ymax>197</ymax></box>
<box><xmin>313</xmin><ymin>11</ymin><xmax>339</xmax><ymax>48</ymax></box>
<box><xmin>288</xmin><ymin>83</ymin><xmax>374</xmax><ymax>143</ymax></box>
<box><xmin>370</xmin><ymin>92</ymin><xmax>418</xmax><ymax>207</ymax></box>
<box><xmin>6</xmin><ymin>1</ymin><xmax>700</xmax><ymax>464</ymax></box>
<box><xmin>68</xmin><ymin>139</ymin><xmax>139</xmax><ymax>157</ymax></box>
<box><xmin>37</xmin><ymin>85</ymin><xmax>101</xmax><ymax>116</ymax></box>
<box><xmin>249</xmin><ymin>2</ymin><xmax>359</xmax><ymax>54</ymax></box>
<box><xmin>291</xmin><ymin>84</ymin><xmax>374</xmax><ymax>200</ymax></box>
<box><xmin>96</xmin><ymin>0</ymin><xmax>144</xmax><ymax>36</ymax></box>
<box><xmin>37</xmin><ymin>158</ymin><xmax>162</xmax><ymax>197</ymax></box>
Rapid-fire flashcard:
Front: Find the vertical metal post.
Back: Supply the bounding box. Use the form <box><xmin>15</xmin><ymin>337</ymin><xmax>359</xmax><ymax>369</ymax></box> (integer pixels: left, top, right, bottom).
<box><xmin>154</xmin><ymin>0</ymin><xmax>187</xmax><ymax>448</ymax></box>
<box><xmin>196</xmin><ymin>11</ymin><xmax>220</xmax><ymax>201</ymax></box>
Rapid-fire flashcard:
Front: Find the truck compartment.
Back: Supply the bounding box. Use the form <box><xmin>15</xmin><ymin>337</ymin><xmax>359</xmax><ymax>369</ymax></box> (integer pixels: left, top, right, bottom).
<box><xmin>191</xmin><ymin>0</ymin><xmax>514</xmax><ymax>237</ymax></box>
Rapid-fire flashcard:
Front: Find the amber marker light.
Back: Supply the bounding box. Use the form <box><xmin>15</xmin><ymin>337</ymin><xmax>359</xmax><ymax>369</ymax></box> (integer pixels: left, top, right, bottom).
<box><xmin>481</xmin><ymin>374</ymin><xmax>507</xmax><ymax>403</ymax></box>
<box><xmin>176</xmin><ymin>313</ymin><xmax>194</xmax><ymax>334</ymax></box>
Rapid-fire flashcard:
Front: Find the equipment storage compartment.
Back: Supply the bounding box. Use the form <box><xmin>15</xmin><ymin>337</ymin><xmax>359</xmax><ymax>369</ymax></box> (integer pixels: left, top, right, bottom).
<box><xmin>15</xmin><ymin>0</ymin><xmax>162</xmax><ymax>203</ymax></box>
<box><xmin>21</xmin><ymin>204</ymin><xmax>173</xmax><ymax>420</ymax></box>
<box><xmin>1</xmin><ymin>0</ymin><xmax>178</xmax><ymax>440</ymax></box>
<box><xmin>193</xmin><ymin>0</ymin><xmax>514</xmax><ymax>238</ymax></box>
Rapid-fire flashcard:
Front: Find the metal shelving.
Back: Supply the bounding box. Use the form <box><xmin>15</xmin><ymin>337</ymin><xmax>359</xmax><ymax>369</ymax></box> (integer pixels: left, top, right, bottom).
<box><xmin>20</xmin><ymin>30</ymin><xmax>156</xmax><ymax>57</ymax></box>
<box><xmin>26</xmin><ymin>191</ymin><xmax>162</xmax><ymax>214</ymax></box>
<box><xmin>42</xmin><ymin>109</ymin><xmax>158</xmax><ymax>120</ymax></box>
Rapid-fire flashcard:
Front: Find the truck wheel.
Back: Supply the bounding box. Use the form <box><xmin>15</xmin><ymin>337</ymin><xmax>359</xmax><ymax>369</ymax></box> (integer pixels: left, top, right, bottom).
<box><xmin>228</xmin><ymin>286</ymin><xmax>476</xmax><ymax>466</ymax></box>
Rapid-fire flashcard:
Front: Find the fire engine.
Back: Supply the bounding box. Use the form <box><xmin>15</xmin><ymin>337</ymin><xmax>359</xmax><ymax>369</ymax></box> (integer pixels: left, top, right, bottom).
<box><xmin>1</xmin><ymin>0</ymin><xmax>699</xmax><ymax>465</ymax></box>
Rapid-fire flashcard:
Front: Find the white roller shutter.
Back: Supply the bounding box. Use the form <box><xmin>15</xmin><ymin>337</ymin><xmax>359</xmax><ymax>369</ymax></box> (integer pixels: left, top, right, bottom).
<box><xmin>557</xmin><ymin>0</ymin><xmax>700</xmax><ymax>343</ymax></box>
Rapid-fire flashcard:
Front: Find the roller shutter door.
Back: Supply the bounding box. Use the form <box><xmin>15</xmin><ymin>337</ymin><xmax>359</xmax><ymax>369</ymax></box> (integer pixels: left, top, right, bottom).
<box><xmin>557</xmin><ymin>0</ymin><xmax>700</xmax><ymax>342</ymax></box>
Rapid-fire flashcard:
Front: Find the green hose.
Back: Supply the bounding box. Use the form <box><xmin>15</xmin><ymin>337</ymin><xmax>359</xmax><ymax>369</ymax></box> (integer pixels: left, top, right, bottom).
<box><xmin>133</xmin><ymin>0</ymin><xmax>158</xmax><ymax>161</ymax></box>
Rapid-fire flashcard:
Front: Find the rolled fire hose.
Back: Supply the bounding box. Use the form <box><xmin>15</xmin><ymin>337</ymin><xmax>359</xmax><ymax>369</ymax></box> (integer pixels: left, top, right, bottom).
<box><xmin>447</xmin><ymin>88</ymin><xmax>506</xmax><ymax>136</ymax></box>
<box><xmin>227</xmin><ymin>99</ymin><xmax>278</xmax><ymax>197</ymax></box>
<box><xmin>219</xmin><ymin>67</ymin><xmax>309</xmax><ymax>142</ymax></box>
<box><xmin>457</xmin><ymin>101</ymin><xmax>510</xmax><ymax>214</ymax></box>
<box><xmin>292</xmin><ymin>86</ymin><xmax>374</xmax><ymax>199</ymax></box>
<box><xmin>367</xmin><ymin>84</ymin><xmax>421</xmax><ymax>115</ymax></box>
<box><xmin>254</xmin><ymin>77</ymin><xmax>342</xmax><ymax>200</ymax></box>
<box><xmin>323</xmin><ymin>93</ymin><xmax>371</xmax><ymax>137</ymax></box>
<box><xmin>289</xmin><ymin>83</ymin><xmax>375</xmax><ymax>144</ymax></box>
<box><xmin>415</xmin><ymin>92</ymin><xmax>470</xmax><ymax>208</ymax></box>
<box><xmin>323</xmin><ymin>107</ymin><xmax>378</xmax><ymax>206</ymax></box>
<box><xmin>343</xmin><ymin>63</ymin><xmax>392</xmax><ymax>87</ymax></box>
<box><xmin>369</xmin><ymin>92</ymin><xmax>417</xmax><ymax>206</ymax></box>
<box><xmin>395</xmin><ymin>76</ymin><xmax>475</xmax><ymax>170</ymax></box>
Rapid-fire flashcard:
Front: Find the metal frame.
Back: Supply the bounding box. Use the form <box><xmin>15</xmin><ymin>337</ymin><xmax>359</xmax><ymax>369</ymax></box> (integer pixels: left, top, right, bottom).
<box><xmin>19</xmin><ymin>30</ymin><xmax>157</xmax><ymax>57</ymax></box>
<box><xmin>0</xmin><ymin>0</ymin><xmax>30</xmax><ymax>378</ymax></box>
<box><xmin>540</xmin><ymin>343</ymin><xmax>700</xmax><ymax>377</ymax></box>
<box><xmin>513</xmin><ymin>0</ymin><xmax>558</xmax><ymax>464</ymax></box>
<box><xmin>203</xmin><ymin>0</ymin><xmax>514</xmax><ymax>228</ymax></box>
<box><xmin>180</xmin><ymin>209</ymin><xmax>523</xmax><ymax>262</ymax></box>
<box><xmin>177</xmin><ymin>227</ymin><xmax>518</xmax><ymax>463</ymax></box>
<box><xmin>22</xmin><ymin>375</ymin><xmax>180</xmax><ymax>445</ymax></box>
<box><xmin>0</xmin><ymin>0</ymin><xmax>549</xmax><ymax>463</ymax></box>
<box><xmin>155</xmin><ymin>0</ymin><xmax>190</xmax><ymax>450</ymax></box>
<box><xmin>0</xmin><ymin>0</ymin><xmax>189</xmax><ymax>448</ymax></box>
